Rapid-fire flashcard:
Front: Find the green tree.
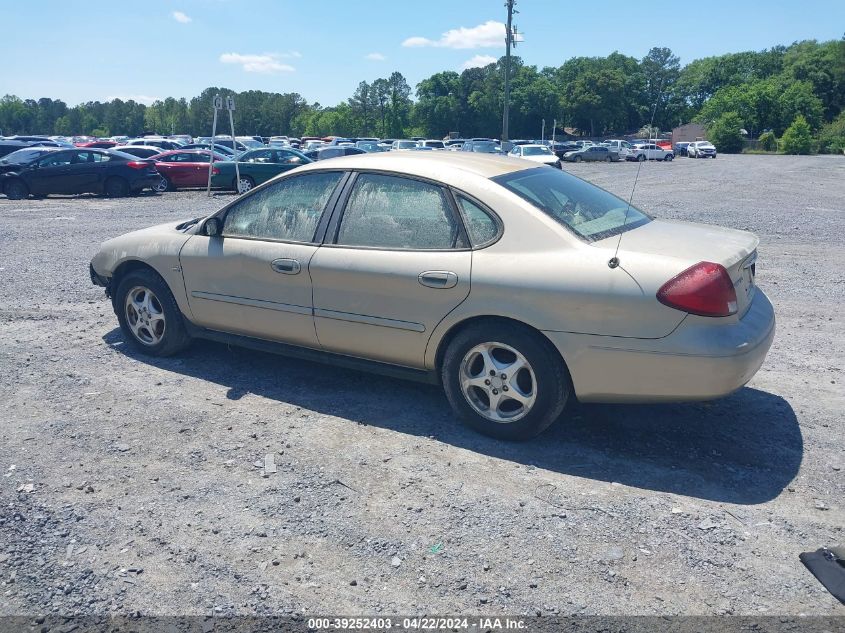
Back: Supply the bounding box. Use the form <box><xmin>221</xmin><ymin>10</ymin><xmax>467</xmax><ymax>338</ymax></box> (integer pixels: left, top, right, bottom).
<box><xmin>818</xmin><ymin>111</ymin><xmax>845</xmax><ymax>153</ymax></box>
<box><xmin>708</xmin><ymin>112</ymin><xmax>745</xmax><ymax>153</ymax></box>
<box><xmin>758</xmin><ymin>130</ymin><xmax>778</xmax><ymax>151</ymax></box>
<box><xmin>780</xmin><ymin>114</ymin><xmax>814</xmax><ymax>154</ymax></box>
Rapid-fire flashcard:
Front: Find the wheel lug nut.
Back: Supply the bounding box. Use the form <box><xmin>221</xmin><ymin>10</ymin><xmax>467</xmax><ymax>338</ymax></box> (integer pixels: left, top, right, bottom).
<box><xmin>503</xmin><ymin>386</ymin><xmax>509</xmax><ymax>391</ymax></box>
<box><xmin>489</xmin><ymin>370</ymin><xmax>496</xmax><ymax>376</ymax></box>
<box><xmin>500</xmin><ymin>373</ymin><xmax>507</xmax><ymax>379</ymax></box>
<box><xmin>484</xmin><ymin>379</ymin><xmax>491</xmax><ymax>385</ymax></box>
<box><xmin>492</xmin><ymin>389</ymin><xmax>499</xmax><ymax>395</ymax></box>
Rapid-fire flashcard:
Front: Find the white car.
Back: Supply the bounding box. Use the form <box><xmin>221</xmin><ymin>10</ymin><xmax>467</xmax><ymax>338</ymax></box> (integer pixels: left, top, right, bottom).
<box><xmin>604</xmin><ymin>139</ymin><xmax>633</xmax><ymax>160</ymax></box>
<box><xmin>688</xmin><ymin>141</ymin><xmax>717</xmax><ymax>158</ymax></box>
<box><xmin>627</xmin><ymin>143</ymin><xmax>674</xmax><ymax>162</ymax></box>
<box><xmin>508</xmin><ymin>144</ymin><xmax>561</xmax><ymax>167</ymax></box>
<box><xmin>420</xmin><ymin>140</ymin><xmax>446</xmax><ymax>150</ymax></box>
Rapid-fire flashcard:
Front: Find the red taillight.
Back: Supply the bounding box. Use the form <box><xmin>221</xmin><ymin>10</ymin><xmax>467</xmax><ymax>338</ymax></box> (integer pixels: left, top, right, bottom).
<box><xmin>657</xmin><ymin>261</ymin><xmax>738</xmax><ymax>317</ymax></box>
<box><xmin>126</xmin><ymin>161</ymin><xmax>150</xmax><ymax>169</ymax></box>
<box><xmin>212</xmin><ymin>167</ymin><xmax>220</xmax><ymax>175</ymax></box>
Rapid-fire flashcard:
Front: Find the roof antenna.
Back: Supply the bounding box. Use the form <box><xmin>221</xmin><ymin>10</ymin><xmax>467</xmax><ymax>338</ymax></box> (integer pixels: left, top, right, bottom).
<box><xmin>609</xmin><ymin>77</ymin><xmax>665</xmax><ymax>270</ymax></box>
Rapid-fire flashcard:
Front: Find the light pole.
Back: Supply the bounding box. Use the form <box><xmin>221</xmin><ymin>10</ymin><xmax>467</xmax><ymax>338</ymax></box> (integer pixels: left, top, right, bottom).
<box><xmin>502</xmin><ymin>0</ymin><xmax>517</xmax><ymax>148</ymax></box>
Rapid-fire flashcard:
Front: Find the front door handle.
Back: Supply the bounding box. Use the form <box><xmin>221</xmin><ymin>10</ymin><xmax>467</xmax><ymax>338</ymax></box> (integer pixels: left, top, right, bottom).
<box><xmin>271</xmin><ymin>258</ymin><xmax>301</xmax><ymax>275</ymax></box>
<box><xmin>418</xmin><ymin>271</ymin><xmax>458</xmax><ymax>289</ymax></box>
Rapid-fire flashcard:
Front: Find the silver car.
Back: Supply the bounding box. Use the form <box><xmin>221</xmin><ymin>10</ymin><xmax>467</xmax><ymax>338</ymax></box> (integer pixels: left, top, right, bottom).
<box><xmin>90</xmin><ymin>153</ymin><xmax>774</xmax><ymax>440</ymax></box>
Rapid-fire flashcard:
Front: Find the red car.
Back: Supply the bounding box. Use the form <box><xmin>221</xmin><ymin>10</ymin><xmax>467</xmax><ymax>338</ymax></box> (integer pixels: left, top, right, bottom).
<box><xmin>150</xmin><ymin>150</ymin><xmax>228</xmax><ymax>191</ymax></box>
<box><xmin>75</xmin><ymin>141</ymin><xmax>118</xmax><ymax>149</ymax></box>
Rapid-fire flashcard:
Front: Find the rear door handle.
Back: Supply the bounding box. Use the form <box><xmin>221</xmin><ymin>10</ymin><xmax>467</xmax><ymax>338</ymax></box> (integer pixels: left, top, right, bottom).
<box><xmin>418</xmin><ymin>271</ymin><xmax>458</xmax><ymax>289</ymax></box>
<box><xmin>271</xmin><ymin>258</ymin><xmax>301</xmax><ymax>275</ymax></box>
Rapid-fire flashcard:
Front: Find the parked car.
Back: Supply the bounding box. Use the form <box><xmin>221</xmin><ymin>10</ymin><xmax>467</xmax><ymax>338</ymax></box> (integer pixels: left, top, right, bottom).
<box><xmin>688</xmin><ymin>141</ymin><xmax>717</xmax><ymax>158</ymax></box>
<box><xmin>461</xmin><ymin>140</ymin><xmax>501</xmax><ymax>154</ymax></box>
<box><xmin>355</xmin><ymin>141</ymin><xmax>384</xmax><ymax>153</ymax></box>
<box><xmin>211</xmin><ymin>138</ymin><xmax>249</xmax><ymax>152</ymax></box>
<box><xmin>551</xmin><ymin>141</ymin><xmax>581</xmax><ymax>157</ymax></box>
<box><xmin>90</xmin><ymin>152</ymin><xmax>774</xmax><ymax>440</ymax></box>
<box><xmin>604</xmin><ymin>139</ymin><xmax>633</xmax><ymax>160</ymax></box>
<box><xmin>116</xmin><ymin>146</ymin><xmax>168</xmax><ymax>159</ymax></box>
<box><xmin>444</xmin><ymin>139</ymin><xmax>466</xmax><ymax>150</ymax></box>
<box><xmin>1</xmin><ymin>147</ymin><xmax>161</xmax><ymax>199</ymax></box>
<box><xmin>391</xmin><ymin>140</ymin><xmax>419</xmax><ymax>151</ymax></box>
<box><xmin>0</xmin><ymin>140</ymin><xmax>37</xmax><ymax>158</ymax></box>
<box><xmin>181</xmin><ymin>143</ymin><xmax>238</xmax><ymax>157</ymax></box>
<box><xmin>508</xmin><ymin>144</ymin><xmax>561</xmax><ymax>167</ymax></box>
<box><xmin>236</xmin><ymin>137</ymin><xmax>266</xmax><ymax>149</ymax></box>
<box><xmin>420</xmin><ymin>140</ymin><xmax>446</xmax><ymax>150</ymax></box>
<box><xmin>210</xmin><ymin>147</ymin><xmax>312</xmax><ymax>193</ymax></box>
<box><xmin>75</xmin><ymin>140</ymin><xmax>118</xmax><ymax>149</ymax></box>
<box><xmin>562</xmin><ymin>145</ymin><xmax>618</xmax><ymax>162</ymax></box>
<box><xmin>150</xmin><ymin>149</ymin><xmax>229</xmax><ymax>191</ymax></box>
<box><xmin>674</xmin><ymin>142</ymin><xmax>691</xmax><ymax>157</ymax></box>
<box><xmin>306</xmin><ymin>146</ymin><xmax>367</xmax><ymax>161</ymax></box>
<box><xmin>122</xmin><ymin>138</ymin><xmax>183</xmax><ymax>151</ymax></box>
<box><xmin>627</xmin><ymin>143</ymin><xmax>674</xmax><ymax>162</ymax></box>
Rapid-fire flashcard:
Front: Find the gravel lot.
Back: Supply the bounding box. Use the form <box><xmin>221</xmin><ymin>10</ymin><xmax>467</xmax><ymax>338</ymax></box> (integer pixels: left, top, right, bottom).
<box><xmin>1</xmin><ymin>154</ymin><xmax>843</xmax><ymax>618</ymax></box>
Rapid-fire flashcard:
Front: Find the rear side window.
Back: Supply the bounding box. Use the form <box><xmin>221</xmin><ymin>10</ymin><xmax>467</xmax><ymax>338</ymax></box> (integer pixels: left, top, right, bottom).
<box><xmin>336</xmin><ymin>174</ymin><xmax>460</xmax><ymax>250</ymax></box>
<box><xmin>456</xmin><ymin>196</ymin><xmax>499</xmax><ymax>246</ymax></box>
<box><xmin>222</xmin><ymin>172</ymin><xmax>343</xmax><ymax>242</ymax></box>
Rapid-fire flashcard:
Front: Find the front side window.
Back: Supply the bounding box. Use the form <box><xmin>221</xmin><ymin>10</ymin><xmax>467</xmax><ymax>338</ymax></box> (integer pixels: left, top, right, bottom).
<box><xmin>245</xmin><ymin>150</ymin><xmax>273</xmax><ymax>163</ymax></box>
<box><xmin>336</xmin><ymin>173</ymin><xmax>461</xmax><ymax>250</ymax></box>
<box><xmin>493</xmin><ymin>167</ymin><xmax>650</xmax><ymax>241</ymax></box>
<box><xmin>38</xmin><ymin>152</ymin><xmax>73</xmax><ymax>167</ymax></box>
<box><xmin>222</xmin><ymin>171</ymin><xmax>343</xmax><ymax>242</ymax></box>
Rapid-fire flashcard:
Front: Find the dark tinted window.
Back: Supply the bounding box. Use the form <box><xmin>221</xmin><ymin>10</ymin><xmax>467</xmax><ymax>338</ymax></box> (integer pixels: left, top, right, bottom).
<box><xmin>336</xmin><ymin>174</ymin><xmax>460</xmax><ymax>249</ymax></box>
<box><xmin>222</xmin><ymin>172</ymin><xmax>343</xmax><ymax>242</ymax></box>
<box><xmin>38</xmin><ymin>152</ymin><xmax>73</xmax><ymax>167</ymax></box>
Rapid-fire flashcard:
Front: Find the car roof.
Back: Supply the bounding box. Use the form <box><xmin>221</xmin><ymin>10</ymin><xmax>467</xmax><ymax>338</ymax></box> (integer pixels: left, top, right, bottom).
<box><xmin>293</xmin><ymin>150</ymin><xmax>531</xmax><ymax>179</ymax></box>
<box><xmin>519</xmin><ymin>144</ymin><xmax>549</xmax><ymax>149</ymax></box>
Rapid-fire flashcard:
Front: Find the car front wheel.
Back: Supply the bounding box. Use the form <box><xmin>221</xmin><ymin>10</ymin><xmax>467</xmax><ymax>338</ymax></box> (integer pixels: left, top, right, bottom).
<box><xmin>442</xmin><ymin>322</ymin><xmax>570</xmax><ymax>440</ymax></box>
<box><xmin>115</xmin><ymin>269</ymin><xmax>190</xmax><ymax>357</ymax></box>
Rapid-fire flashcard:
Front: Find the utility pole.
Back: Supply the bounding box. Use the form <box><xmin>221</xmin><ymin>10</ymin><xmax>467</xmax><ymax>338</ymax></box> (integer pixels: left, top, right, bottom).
<box><xmin>502</xmin><ymin>0</ymin><xmax>517</xmax><ymax>148</ymax></box>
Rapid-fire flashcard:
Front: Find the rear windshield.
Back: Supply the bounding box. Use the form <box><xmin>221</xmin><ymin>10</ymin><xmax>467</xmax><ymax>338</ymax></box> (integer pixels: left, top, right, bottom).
<box><xmin>0</xmin><ymin>148</ymin><xmax>51</xmax><ymax>164</ymax></box>
<box><xmin>492</xmin><ymin>167</ymin><xmax>651</xmax><ymax>241</ymax></box>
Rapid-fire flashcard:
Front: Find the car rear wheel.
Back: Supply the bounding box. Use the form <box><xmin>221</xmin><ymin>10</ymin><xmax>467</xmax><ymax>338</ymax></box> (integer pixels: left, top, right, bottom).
<box><xmin>573</xmin><ymin>156</ymin><xmax>581</xmax><ymax>163</ymax></box>
<box><xmin>665</xmin><ymin>154</ymin><xmax>674</xmax><ymax>161</ymax></box>
<box><xmin>115</xmin><ymin>269</ymin><xmax>190</xmax><ymax>357</ymax></box>
<box><xmin>104</xmin><ymin>177</ymin><xmax>129</xmax><ymax>198</ymax></box>
<box><xmin>604</xmin><ymin>155</ymin><xmax>611</xmax><ymax>162</ymax></box>
<box><xmin>4</xmin><ymin>179</ymin><xmax>29</xmax><ymax>200</ymax></box>
<box><xmin>236</xmin><ymin>175</ymin><xmax>255</xmax><ymax>194</ymax></box>
<box><xmin>637</xmin><ymin>154</ymin><xmax>646</xmax><ymax>162</ymax></box>
<box><xmin>442</xmin><ymin>322</ymin><xmax>570</xmax><ymax>440</ymax></box>
<box><xmin>153</xmin><ymin>177</ymin><xmax>169</xmax><ymax>193</ymax></box>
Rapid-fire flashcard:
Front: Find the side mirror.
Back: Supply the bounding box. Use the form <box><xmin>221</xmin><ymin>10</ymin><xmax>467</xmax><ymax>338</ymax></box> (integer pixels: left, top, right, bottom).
<box><xmin>205</xmin><ymin>217</ymin><xmax>221</xmax><ymax>237</ymax></box>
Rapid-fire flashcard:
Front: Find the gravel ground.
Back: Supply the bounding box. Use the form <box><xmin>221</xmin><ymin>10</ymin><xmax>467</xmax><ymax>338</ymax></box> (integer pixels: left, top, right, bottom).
<box><xmin>0</xmin><ymin>154</ymin><xmax>843</xmax><ymax>618</ymax></box>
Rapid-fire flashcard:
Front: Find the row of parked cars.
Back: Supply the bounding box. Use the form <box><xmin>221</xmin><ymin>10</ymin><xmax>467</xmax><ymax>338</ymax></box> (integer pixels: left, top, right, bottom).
<box><xmin>0</xmin><ymin>132</ymin><xmax>719</xmax><ymax>200</ymax></box>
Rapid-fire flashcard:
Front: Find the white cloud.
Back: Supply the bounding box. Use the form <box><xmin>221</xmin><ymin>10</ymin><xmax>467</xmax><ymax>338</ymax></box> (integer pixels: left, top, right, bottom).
<box><xmin>219</xmin><ymin>52</ymin><xmax>296</xmax><ymax>74</ymax></box>
<box><xmin>106</xmin><ymin>95</ymin><xmax>162</xmax><ymax>105</ymax></box>
<box><xmin>365</xmin><ymin>52</ymin><xmax>386</xmax><ymax>61</ymax></box>
<box><xmin>172</xmin><ymin>11</ymin><xmax>192</xmax><ymax>24</ymax></box>
<box><xmin>403</xmin><ymin>20</ymin><xmax>505</xmax><ymax>49</ymax></box>
<box><xmin>460</xmin><ymin>54</ymin><xmax>497</xmax><ymax>71</ymax></box>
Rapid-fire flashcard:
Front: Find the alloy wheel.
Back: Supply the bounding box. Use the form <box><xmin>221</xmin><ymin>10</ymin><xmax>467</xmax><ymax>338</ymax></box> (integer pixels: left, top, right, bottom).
<box><xmin>125</xmin><ymin>286</ymin><xmax>166</xmax><ymax>346</ymax></box>
<box><xmin>237</xmin><ymin>177</ymin><xmax>254</xmax><ymax>194</ymax></box>
<box><xmin>459</xmin><ymin>342</ymin><xmax>537</xmax><ymax>423</ymax></box>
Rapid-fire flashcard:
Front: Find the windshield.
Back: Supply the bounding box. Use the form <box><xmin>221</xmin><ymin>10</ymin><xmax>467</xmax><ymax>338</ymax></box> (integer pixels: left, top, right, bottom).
<box><xmin>523</xmin><ymin>146</ymin><xmax>552</xmax><ymax>156</ymax></box>
<box><xmin>0</xmin><ymin>148</ymin><xmax>51</xmax><ymax>164</ymax></box>
<box><xmin>492</xmin><ymin>167</ymin><xmax>651</xmax><ymax>241</ymax></box>
<box><xmin>396</xmin><ymin>141</ymin><xmax>417</xmax><ymax>149</ymax></box>
<box><xmin>472</xmin><ymin>142</ymin><xmax>498</xmax><ymax>153</ymax></box>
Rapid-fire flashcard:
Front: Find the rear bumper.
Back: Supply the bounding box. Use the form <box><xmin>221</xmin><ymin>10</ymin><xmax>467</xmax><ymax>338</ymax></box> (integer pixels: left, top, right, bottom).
<box><xmin>543</xmin><ymin>290</ymin><xmax>776</xmax><ymax>403</ymax></box>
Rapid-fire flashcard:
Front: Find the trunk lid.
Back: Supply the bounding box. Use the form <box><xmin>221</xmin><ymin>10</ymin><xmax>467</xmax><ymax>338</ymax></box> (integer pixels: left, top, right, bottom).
<box><xmin>602</xmin><ymin>219</ymin><xmax>759</xmax><ymax>316</ymax></box>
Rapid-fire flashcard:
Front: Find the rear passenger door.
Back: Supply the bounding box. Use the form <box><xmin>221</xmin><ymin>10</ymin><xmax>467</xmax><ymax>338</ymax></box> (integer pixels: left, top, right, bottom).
<box><xmin>309</xmin><ymin>172</ymin><xmax>472</xmax><ymax>368</ymax></box>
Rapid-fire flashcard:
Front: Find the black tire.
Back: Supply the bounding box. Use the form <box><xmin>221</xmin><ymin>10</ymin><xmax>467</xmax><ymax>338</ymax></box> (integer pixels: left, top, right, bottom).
<box><xmin>574</xmin><ymin>155</ymin><xmax>581</xmax><ymax>163</ymax></box>
<box><xmin>114</xmin><ymin>269</ymin><xmax>191</xmax><ymax>357</ymax></box>
<box><xmin>153</xmin><ymin>177</ymin><xmax>169</xmax><ymax>193</ymax></box>
<box><xmin>104</xmin><ymin>177</ymin><xmax>129</xmax><ymax>198</ymax></box>
<box><xmin>164</xmin><ymin>177</ymin><xmax>177</xmax><ymax>192</ymax></box>
<box><xmin>665</xmin><ymin>154</ymin><xmax>674</xmax><ymax>161</ymax></box>
<box><xmin>637</xmin><ymin>154</ymin><xmax>646</xmax><ymax>162</ymax></box>
<box><xmin>4</xmin><ymin>179</ymin><xmax>29</xmax><ymax>200</ymax></box>
<box><xmin>441</xmin><ymin>321</ymin><xmax>570</xmax><ymax>440</ymax></box>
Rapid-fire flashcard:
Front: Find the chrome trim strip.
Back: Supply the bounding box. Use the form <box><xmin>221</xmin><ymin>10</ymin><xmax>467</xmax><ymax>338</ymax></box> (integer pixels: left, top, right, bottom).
<box><xmin>314</xmin><ymin>308</ymin><xmax>425</xmax><ymax>333</ymax></box>
<box><xmin>190</xmin><ymin>291</ymin><xmax>312</xmax><ymax>316</ymax></box>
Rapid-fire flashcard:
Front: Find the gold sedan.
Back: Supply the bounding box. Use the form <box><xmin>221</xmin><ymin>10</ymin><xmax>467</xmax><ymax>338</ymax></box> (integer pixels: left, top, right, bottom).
<box><xmin>90</xmin><ymin>152</ymin><xmax>774</xmax><ymax>440</ymax></box>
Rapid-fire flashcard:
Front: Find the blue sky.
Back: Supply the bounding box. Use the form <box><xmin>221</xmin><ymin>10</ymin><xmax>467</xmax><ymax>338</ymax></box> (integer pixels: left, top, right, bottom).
<box><xmin>3</xmin><ymin>0</ymin><xmax>843</xmax><ymax>106</ymax></box>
